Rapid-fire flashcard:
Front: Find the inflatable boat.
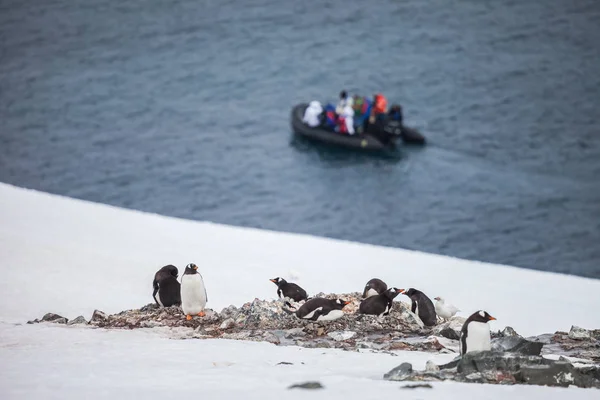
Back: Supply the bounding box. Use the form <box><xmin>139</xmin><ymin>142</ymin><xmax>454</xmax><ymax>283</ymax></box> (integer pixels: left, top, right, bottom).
<box><xmin>290</xmin><ymin>104</ymin><xmax>425</xmax><ymax>151</ymax></box>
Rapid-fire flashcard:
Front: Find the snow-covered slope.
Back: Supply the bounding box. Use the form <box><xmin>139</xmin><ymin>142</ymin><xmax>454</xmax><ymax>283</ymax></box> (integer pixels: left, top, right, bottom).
<box><xmin>1</xmin><ymin>182</ymin><xmax>598</xmax><ymax>335</ymax></box>
<box><xmin>1</xmin><ymin>182</ymin><xmax>600</xmax><ymax>399</ymax></box>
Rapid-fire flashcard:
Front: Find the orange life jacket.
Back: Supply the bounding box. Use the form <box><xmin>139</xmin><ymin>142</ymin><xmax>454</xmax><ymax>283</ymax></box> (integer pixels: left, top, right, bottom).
<box><xmin>373</xmin><ymin>94</ymin><xmax>387</xmax><ymax>114</ymax></box>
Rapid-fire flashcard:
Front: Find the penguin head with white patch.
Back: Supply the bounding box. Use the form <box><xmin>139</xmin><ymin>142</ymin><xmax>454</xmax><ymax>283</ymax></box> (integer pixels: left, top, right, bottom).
<box><xmin>383</xmin><ymin>287</ymin><xmax>401</xmax><ymax>300</ymax></box>
<box><xmin>270</xmin><ymin>277</ymin><xmax>287</xmax><ymax>286</ymax></box>
<box><xmin>399</xmin><ymin>288</ymin><xmax>417</xmax><ymax>298</ymax></box>
<box><xmin>333</xmin><ymin>299</ymin><xmax>351</xmax><ymax>309</ymax></box>
<box><xmin>473</xmin><ymin>310</ymin><xmax>496</xmax><ymax>323</ymax></box>
<box><xmin>184</xmin><ymin>263</ymin><xmax>199</xmax><ymax>275</ymax></box>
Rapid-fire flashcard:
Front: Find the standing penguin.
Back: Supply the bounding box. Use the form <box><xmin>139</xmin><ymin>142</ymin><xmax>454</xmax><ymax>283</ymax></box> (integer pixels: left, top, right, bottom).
<box><xmin>270</xmin><ymin>277</ymin><xmax>308</xmax><ymax>306</ymax></box>
<box><xmin>400</xmin><ymin>288</ymin><xmax>437</xmax><ymax>327</ymax></box>
<box><xmin>292</xmin><ymin>298</ymin><xmax>350</xmax><ymax>322</ymax></box>
<box><xmin>362</xmin><ymin>278</ymin><xmax>388</xmax><ymax>298</ymax></box>
<box><xmin>359</xmin><ymin>287</ymin><xmax>400</xmax><ymax>316</ymax></box>
<box><xmin>152</xmin><ymin>265</ymin><xmax>181</xmax><ymax>307</ymax></box>
<box><xmin>460</xmin><ymin>310</ymin><xmax>496</xmax><ymax>356</ymax></box>
<box><xmin>180</xmin><ymin>263</ymin><xmax>207</xmax><ymax>320</ymax></box>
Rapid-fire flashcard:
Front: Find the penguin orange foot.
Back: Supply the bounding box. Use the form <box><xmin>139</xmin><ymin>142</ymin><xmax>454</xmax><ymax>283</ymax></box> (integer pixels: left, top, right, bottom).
<box><xmin>185</xmin><ymin>315</ymin><xmax>192</xmax><ymax>321</ymax></box>
<box><xmin>197</xmin><ymin>311</ymin><xmax>206</xmax><ymax>317</ymax></box>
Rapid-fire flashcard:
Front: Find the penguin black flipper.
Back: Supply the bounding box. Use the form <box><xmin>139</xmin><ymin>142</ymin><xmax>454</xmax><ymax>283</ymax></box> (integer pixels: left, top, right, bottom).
<box><xmin>460</xmin><ymin>329</ymin><xmax>468</xmax><ymax>355</ymax></box>
<box><xmin>411</xmin><ymin>299</ymin><xmax>417</xmax><ymax>314</ymax></box>
<box><xmin>152</xmin><ymin>279</ymin><xmax>160</xmax><ymax>305</ymax></box>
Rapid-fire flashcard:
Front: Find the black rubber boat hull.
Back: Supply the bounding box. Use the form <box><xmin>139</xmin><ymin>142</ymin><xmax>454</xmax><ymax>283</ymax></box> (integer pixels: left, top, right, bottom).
<box><xmin>291</xmin><ymin>104</ymin><xmax>391</xmax><ymax>151</ymax></box>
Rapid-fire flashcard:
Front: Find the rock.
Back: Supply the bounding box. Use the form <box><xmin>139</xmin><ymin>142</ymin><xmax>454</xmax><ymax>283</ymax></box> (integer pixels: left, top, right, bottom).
<box><xmin>399</xmin><ymin>306</ymin><xmax>424</xmax><ymax>329</ymax></box>
<box><xmin>384</xmin><ymin>362</ymin><xmax>413</xmax><ymax>381</ymax></box>
<box><xmin>491</xmin><ymin>336</ymin><xmax>544</xmax><ymax>356</ymax></box>
<box><xmin>569</xmin><ymin>326</ymin><xmax>591</xmax><ymax>340</ymax></box>
<box><xmin>438</xmin><ymin>356</ymin><xmax>461</xmax><ymax>370</ymax></box>
<box><xmin>283</xmin><ymin>328</ymin><xmax>305</xmax><ymax>338</ymax></box>
<box><xmin>327</xmin><ymin>331</ymin><xmax>356</xmax><ymax>342</ymax></box>
<box><xmin>316</xmin><ymin>327</ymin><xmax>325</xmax><ymax>336</ymax></box>
<box><xmin>430</xmin><ymin>336</ymin><xmax>459</xmax><ymax>353</ymax></box>
<box><xmin>42</xmin><ymin>313</ymin><xmax>67</xmax><ymax>324</ymax></box>
<box><xmin>219</xmin><ymin>318</ymin><xmax>235</xmax><ymax>330</ymax></box>
<box><xmin>401</xmin><ymin>383</ymin><xmax>433</xmax><ymax>389</ymax></box>
<box><xmin>219</xmin><ymin>305</ymin><xmax>239</xmax><ymax>319</ymax></box>
<box><xmin>464</xmin><ymin>372</ymin><xmax>484</xmax><ymax>382</ymax></box>
<box><xmin>90</xmin><ymin>310</ymin><xmax>107</xmax><ymax>324</ymax></box>
<box><xmin>457</xmin><ymin>351</ymin><xmax>547</xmax><ymax>375</ymax></box>
<box><xmin>438</xmin><ymin>327</ymin><xmax>461</xmax><ymax>341</ymax></box>
<box><xmin>263</xmin><ymin>332</ymin><xmax>281</xmax><ymax>345</ymax></box>
<box><xmin>432</xmin><ymin>317</ymin><xmax>465</xmax><ymax>339</ymax></box>
<box><xmin>425</xmin><ymin>360</ymin><xmax>440</xmax><ymax>372</ymax></box>
<box><xmin>516</xmin><ymin>361</ymin><xmax>596</xmax><ymax>388</ymax></box>
<box><xmin>67</xmin><ymin>316</ymin><xmax>88</xmax><ymax>326</ymax></box>
<box><xmin>288</xmin><ymin>381</ymin><xmax>324</xmax><ymax>390</ymax></box>
<box><xmin>501</xmin><ymin>326</ymin><xmax>519</xmax><ymax>337</ymax></box>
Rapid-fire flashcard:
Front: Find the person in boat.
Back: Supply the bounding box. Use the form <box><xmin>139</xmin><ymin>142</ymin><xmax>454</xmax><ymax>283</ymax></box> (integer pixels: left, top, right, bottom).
<box><xmin>323</xmin><ymin>103</ymin><xmax>338</xmax><ymax>131</ymax></box>
<box><xmin>352</xmin><ymin>95</ymin><xmax>372</xmax><ymax>133</ymax></box>
<box><xmin>302</xmin><ymin>101</ymin><xmax>323</xmax><ymax>128</ymax></box>
<box><xmin>388</xmin><ymin>104</ymin><xmax>403</xmax><ymax>124</ymax></box>
<box><xmin>336</xmin><ymin>90</ymin><xmax>353</xmax><ymax>115</ymax></box>
<box><xmin>336</xmin><ymin>105</ymin><xmax>355</xmax><ymax>135</ymax></box>
<box><xmin>369</xmin><ymin>93</ymin><xmax>388</xmax><ymax>123</ymax></box>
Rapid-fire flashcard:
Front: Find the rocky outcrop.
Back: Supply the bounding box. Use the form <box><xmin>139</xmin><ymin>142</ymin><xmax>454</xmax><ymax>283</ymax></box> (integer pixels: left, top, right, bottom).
<box><xmin>385</xmin><ymin>351</ymin><xmax>600</xmax><ymax>389</ymax></box>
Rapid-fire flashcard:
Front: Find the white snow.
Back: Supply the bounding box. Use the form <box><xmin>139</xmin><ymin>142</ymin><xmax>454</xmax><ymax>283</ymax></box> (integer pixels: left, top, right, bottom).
<box><xmin>0</xmin><ymin>182</ymin><xmax>599</xmax><ymax>398</ymax></box>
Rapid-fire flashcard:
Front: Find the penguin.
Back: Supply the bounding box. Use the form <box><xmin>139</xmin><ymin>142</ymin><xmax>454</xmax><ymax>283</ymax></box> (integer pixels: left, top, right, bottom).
<box><xmin>460</xmin><ymin>310</ymin><xmax>496</xmax><ymax>356</ymax></box>
<box><xmin>292</xmin><ymin>298</ymin><xmax>350</xmax><ymax>322</ymax></box>
<box><xmin>434</xmin><ymin>296</ymin><xmax>460</xmax><ymax>321</ymax></box>
<box><xmin>359</xmin><ymin>287</ymin><xmax>401</xmax><ymax>316</ymax></box>
<box><xmin>180</xmin><ymin>263</ymin><xmax>208</xmax><ymax>320</ymax></box>
<box><xmin>362</xmin><ymin>278</ymin><xmax>388</xmax><ymax>298</ymax></box>
<box><xmin>400</xmin><ymin>288</ymin><xmax>437</xmax><ymax>327</ymax></box>
<box><xmin>152</xmin><ymin>264</ymin><xmax>181</xmax><ymax>307</ymax></box>
<box><xmin>270</xmin><ymin>277</ymin><xmax>308</xmax><ymax>306</ymax></box>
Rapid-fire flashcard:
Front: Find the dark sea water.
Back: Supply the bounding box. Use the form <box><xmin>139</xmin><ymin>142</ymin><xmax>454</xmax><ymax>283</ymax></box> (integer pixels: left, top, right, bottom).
<box><xmin>1</xmin><ymin>0</ymin><xmax>599</xmax><ymax>278</ymax></box>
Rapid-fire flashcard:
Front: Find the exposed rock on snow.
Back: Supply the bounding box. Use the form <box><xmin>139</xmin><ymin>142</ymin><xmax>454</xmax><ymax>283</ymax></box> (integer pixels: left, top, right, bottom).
<box><xmin>491</xmin><ymin>336</ymin><xmax>544</xmax><ymax>356</ymax></box>
<box><xmin>29</xmin><ymin>293</ymin><xmax>600</xmax><ymax>369</ymax></box>
<box><xmin>288</xmin><ymin>381</ymin><xmax>324</xmax><ymax>390</ymax></box>
<box><xmin>384</xmin><ymin>351</ymin><xmax>600</xmax><ymax>389</ymax></box>
<box><xmin>569</xmin><ymin>326</ymin><xmax>592</xmax><ymax>340</ymax></box>
<box><xmin>67</xmin><ymin>316</ymin><xmax>88</xmax><ymax>325</ymax></box>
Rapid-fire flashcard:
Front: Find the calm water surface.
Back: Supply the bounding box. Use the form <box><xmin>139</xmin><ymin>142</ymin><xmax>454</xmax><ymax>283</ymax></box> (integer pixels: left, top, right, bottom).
<box><xmin>1</xmin><ymin>0</ymin><xmax>599</xmax><ymax>278</ymax></box>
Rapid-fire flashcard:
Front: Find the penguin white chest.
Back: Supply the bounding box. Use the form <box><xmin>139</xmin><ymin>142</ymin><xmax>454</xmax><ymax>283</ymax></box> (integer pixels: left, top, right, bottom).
<box><xmin>316</xmin><ymin>309</ymin><xmax>344</xmax><ymax>322</ymax></box>
<box><xmin>464</xmin><ymin>321</ymin><xmax>491</xmax><ymax>354</ymax></box>
<box><xmin>181</xmin><ymin>274</ymin><xmax>207</xmax><ymax>315</ymax></box>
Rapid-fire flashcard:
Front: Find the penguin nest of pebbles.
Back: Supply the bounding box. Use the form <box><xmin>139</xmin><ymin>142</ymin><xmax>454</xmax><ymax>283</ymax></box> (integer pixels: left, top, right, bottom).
<box><xmin>78</xmin><ymin>292</ymin><xmax>448</xmax><ymax>352</ymax></box>
<box><xmin>29</xmin><ymin>293</ymin><xmax>600</xmax><ymax>360</ymax></box>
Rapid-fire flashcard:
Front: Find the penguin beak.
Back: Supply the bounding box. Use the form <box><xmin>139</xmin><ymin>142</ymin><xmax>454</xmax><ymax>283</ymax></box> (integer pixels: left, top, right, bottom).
<box><xmin>434</xmin><ymin>297</ymin><xmax>440</xmax><ymax>301</ymax></box>
<box><xmin>269</xmin><ymin>279</ymin><xmax>276</xmax><ymax>283</ymax></box>
<box><xmin>399</xmin><ymin>289</ymin><xmax>405</xmax><ymax>294</ymax></box>
<box><xmin>488</xmin><ymin>315</ymin><xmax>497</xmax><ymax>321</ymax></box>
<box><xmin>343</xmin><ymin>301</ymin><xmax>351</xmax><ymax>306</ymax></box>
<box><xmin>192</xmin><ymin>265</ymin><xmax>198</xmax><ymax>271</ymax></box>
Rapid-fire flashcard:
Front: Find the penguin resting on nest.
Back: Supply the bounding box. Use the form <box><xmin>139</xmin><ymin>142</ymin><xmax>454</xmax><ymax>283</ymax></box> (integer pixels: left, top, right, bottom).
<box><xmin>359</xmin><ymin>287</ymin><xmax>400</xmax><ymax>316</ymax></box>
<box><xmin>460</xmin><ymin>310</ymin><xmax>496</xmax><ymax>355</ymax></box>
<box><xmin>181</xmin><ymin>263</ymin><xmax>207</xmax><ymax>320</ymax></box>
<box><xmin>270</xmin><ymin>277</ymin><xmax>308</xmax><ymax>307</ymax></box>
<box><xmin>286</xmin><ymin>298</ymin><xmax>350</xmax><ymax>322</ymax></box>
<box><xmin>152</xmin><ymin>265</ymin><xmax>181</xmax><ymax>307</ymax></box>
<box><xmin>400</xmin><ymin>288</ymin><xmax>437</xmax><ymax>326</ymax></box>
<box><xmin>434</xmin><ymin>296</ymin><xmax>460</xmax><ymax>321</ymax></box>
<box><xmin>362</xmin><ymin>278</ymin><xmax>388</xmax><ymax>298</ymax></box>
